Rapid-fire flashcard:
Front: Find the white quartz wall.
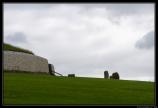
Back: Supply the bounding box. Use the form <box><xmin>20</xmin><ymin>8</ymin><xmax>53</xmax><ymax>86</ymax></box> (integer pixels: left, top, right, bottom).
<box><xmin>3</xmin><ymin>51</ymin><xmax>49</xmax><ymax>73</ymax></box>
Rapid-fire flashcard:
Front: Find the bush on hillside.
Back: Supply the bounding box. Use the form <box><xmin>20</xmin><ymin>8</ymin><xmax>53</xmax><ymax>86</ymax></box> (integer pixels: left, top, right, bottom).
<box><xmin>111</xmin><ymin>72</ymin><xmax>120</xmax><ymax>80</ymax></box>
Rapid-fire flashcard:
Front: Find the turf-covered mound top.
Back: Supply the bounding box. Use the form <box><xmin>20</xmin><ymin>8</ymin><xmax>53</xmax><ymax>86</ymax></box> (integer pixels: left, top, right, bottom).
<box><xmin>3</xmin><ymin>43</ymin><xmax>34</xmax><ymax>55</ymax></box>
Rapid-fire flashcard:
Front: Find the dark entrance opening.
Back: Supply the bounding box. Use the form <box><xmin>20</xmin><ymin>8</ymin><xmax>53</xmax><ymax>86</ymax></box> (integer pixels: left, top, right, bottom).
<box><xmin>48</xmin><ymin>64</ymin><xmax>55</xmax><ymax>76</ymax></box>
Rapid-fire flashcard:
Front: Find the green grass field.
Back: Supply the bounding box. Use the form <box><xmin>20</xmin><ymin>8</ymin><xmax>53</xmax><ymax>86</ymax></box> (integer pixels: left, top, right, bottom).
<box><xmin>3</xmin><ymin>71</ymin><xmax>155</xmax><ymax>105</ymax></box>
<box><xmin>3</xmin><ymin>43</ymin><xmax>34</xmax><ymax>55</ymax></box>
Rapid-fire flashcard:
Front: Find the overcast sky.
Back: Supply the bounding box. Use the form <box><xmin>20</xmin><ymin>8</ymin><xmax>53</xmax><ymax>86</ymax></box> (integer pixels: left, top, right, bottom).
<box><xmin>3</xmin><ymin>3</ymin><xmax>155</xmax><ymax>81</ymax></box>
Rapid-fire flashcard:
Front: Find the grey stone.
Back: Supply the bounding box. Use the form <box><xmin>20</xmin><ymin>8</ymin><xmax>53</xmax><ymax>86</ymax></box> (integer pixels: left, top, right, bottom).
<box><xmin>68</xmin><ymin>74</ymin><xmax>75</xmax><ymax>77</ymax></box>
<box><xmin>104</xmin><ymin>71</ymin><xmax>109</xmax><ymax>78</ymax></box>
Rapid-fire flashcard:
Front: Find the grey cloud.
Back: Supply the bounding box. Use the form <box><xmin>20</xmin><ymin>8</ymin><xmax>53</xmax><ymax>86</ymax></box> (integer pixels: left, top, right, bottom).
<box><xmin>104</xmin><ymin>4</ymin><xmax>154</xmax><ymax>15</ymax></box>
<box><xmin>74</xmin><ymin>4</ymin><xmax>154</xmax><ymax>17</ymax></box>
<box><xmin>4</xmin><ymin>3</ymin><xmax>154</xmax><ymax>14</ymax></box>
<box><xmin>135</xmin><ymin>31</ymin><xmax>154</xmax><ymax>49</ymax></box>
<box><xmin>4</xmin><ymin>4</ymin><xmax>56</xmax><ymax>11</ymax></box>
<box><xmin>104</xmin><ymin>4</ymin><xmax>154</xmax><ymax>25</ymax></box>
<box><xmin>4</xmin><ymin>32</ymin><xmax>28</xmax><ymax>44</ymax></box>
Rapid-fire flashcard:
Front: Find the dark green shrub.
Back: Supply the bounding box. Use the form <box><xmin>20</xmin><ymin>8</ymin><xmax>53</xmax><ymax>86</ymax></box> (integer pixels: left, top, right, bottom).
<box><xmin>111</xmin><ymin>72</ymin><xmax>119</xmax><ymax>79</ymax></box>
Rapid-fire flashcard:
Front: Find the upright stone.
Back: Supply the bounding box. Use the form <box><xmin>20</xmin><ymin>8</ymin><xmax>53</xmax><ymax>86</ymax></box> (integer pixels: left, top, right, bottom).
<box><xmin>68</xmin><ymin>74</ymin><xmax>75</xmax><ymax>77</ymax></box>
<box><xmin>104</xmin><ymin>71</ymin><xmax>109</xmax><ymax>78</ymax></box>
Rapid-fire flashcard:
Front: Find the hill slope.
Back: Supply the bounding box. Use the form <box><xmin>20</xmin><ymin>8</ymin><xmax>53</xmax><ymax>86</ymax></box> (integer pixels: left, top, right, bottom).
<box><xmin>3</xmin><ymin>71</ymin><xmax>155</xmax><ymax>105</ymax></box>
<box><xmin>3</xmin><ymin>43</ymin><xmax>34</xmax><ymax>55</ymax></box>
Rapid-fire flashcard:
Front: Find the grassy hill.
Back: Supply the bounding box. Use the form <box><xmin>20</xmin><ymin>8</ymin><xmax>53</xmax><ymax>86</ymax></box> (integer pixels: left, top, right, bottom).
<box><xmin>3</xmin><ymin>43</ymin><xmax>34</xmax><ymax>55</ymax></box>
<box><xmin>3</xmin><ymin>71</ymin><xmax>155</xmax><ymax>105</ymax></box>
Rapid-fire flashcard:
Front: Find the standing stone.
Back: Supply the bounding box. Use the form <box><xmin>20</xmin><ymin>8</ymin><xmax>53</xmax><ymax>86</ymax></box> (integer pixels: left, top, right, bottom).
<box><xmin>104</xmin><ymin>71</ymin><xmax>109</xmax><ymax>78</ymax></box>
<box><xmin>68</xmin><ymin>74</ymin><xmax>75</xmax><ymax>77</ymax></box>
